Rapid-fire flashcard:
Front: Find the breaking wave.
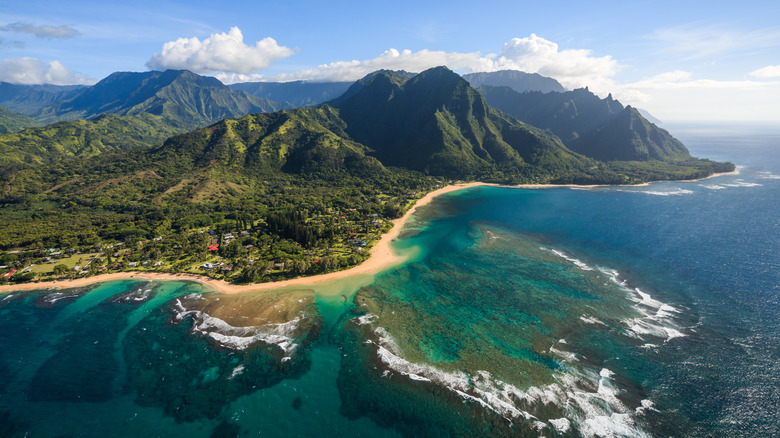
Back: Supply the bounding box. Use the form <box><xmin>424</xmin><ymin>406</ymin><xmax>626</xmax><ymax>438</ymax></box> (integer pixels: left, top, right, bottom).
<box><xmin>360</xmin><ymin>321</ymin><xmax>652</xmax><ymax>437</ymax></box>
<box><xmin>173</xmin><ymin>299</ymin><xmax>303</xmax><ymax>357</ymax></box>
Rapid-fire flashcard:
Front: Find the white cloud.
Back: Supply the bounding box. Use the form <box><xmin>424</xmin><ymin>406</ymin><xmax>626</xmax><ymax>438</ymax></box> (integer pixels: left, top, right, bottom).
<box><xmin>490</xmin><ymin>35</ymin><xmax>619</xmax><ymax>92</ymax></box>
<box><xmin>650</xmin><ymin>25</ymin><xmax>780</xmax><ymax>60</ymax></box>
<box><xmin>1</xmin><ymin>22</ymin><xmax>79</xmax><ymax>39</ymax></box>
<box><xmin>0</xmin><ymin>57</ymin><xmax>93</xmax><ymax>85</ymax></box>
<box><xmin>221</xmin><ymin>34</ymin><xmax>618</xmax><ymax>93</ymax></box>
<box><xmin>611</xmin><ymin>70</ymin><xmax>780</xmax><ymax>122</ymax></box>
<box><xmin>146</xmin><ymin>26</ymin><xmax>294</xmax><ymax>74</ymax></box>
<box><xmin>219</xmin><ymin>47</ymin><xmax>488</xmax><ymax>83</ymax></box>
<box><xmin>750</xmin><ymin>65</ymin><xmax>780</xmax><ymax>79</ymax></box>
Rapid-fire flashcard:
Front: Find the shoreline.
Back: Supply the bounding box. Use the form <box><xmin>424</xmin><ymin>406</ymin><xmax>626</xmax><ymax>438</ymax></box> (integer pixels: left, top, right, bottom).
<box><xmin>0</xmin><ymin>169</ymin><xmax>738</xmax><ymax>295</ymax></box>
<box><xmin>0</xmin><ymin>182</ymin><xmax>487</xmax><ymax>295</ymax></box>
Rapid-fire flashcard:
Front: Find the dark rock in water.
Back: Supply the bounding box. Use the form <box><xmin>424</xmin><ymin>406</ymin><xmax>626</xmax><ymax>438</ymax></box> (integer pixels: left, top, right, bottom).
<box><xmin>0</xmin><ymin>411</ymin><xmax>29</xmax><ymax>437</ymax></box>
<box><xmin>292</xmin><ymin>396</ymin><xmax>303</xmax><ymax>410</ymax></box>
<box><xmin>209</xmin><ymin>420</ymin><xmax>243</xmax><ymax>438</ymax></box>
<box><xmin>34</xmin><ymin>288</ymin><xmax>89</xmax><ymax>308</ymax></box>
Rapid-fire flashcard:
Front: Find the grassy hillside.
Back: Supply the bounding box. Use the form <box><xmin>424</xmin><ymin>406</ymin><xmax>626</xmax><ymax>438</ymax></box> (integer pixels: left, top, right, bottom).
<box><xmin>0</xmin><ymin>106</ymin><xmax>41</xmax><ymax>134</ymax></box>
<box><xmin>0</xmin><ymin>113</ymin><xmax>180</xmax><ymax>165</ymax></box>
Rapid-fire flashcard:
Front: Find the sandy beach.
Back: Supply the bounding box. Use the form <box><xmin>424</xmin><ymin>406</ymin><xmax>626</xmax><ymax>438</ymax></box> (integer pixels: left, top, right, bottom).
<box><xmin>0</xmin><ymin>170</ymin><xmax>738</xmax><ymax>295</ymax></box>
<box><xmin>0</xmin><ymin>182</ymin><xmax>488</xmax><ymax>295</ymax></box>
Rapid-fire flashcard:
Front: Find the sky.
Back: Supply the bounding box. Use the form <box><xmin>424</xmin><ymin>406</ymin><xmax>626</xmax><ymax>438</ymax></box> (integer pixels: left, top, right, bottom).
<box><xmin>1</xmin><ymin>0</ymin><xmax>779</xmax><ymax>123</ymax></box>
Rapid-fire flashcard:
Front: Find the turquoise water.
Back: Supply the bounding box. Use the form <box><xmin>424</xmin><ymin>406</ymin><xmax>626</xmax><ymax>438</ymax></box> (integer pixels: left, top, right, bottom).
<box><xmin>1</xmin><ymin>125</ymin><xmax>778</xmax><ymax>436</ymax></box>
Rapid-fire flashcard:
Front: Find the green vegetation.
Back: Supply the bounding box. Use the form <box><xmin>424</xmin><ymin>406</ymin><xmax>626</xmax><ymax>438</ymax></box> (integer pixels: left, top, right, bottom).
<box><xmin>0</xmin><ymin>66</ymin><xmax>734</xmax><ymax>286</ymax></box>
<box><xmin>35</xmin><ymin>70</ymin><xmax>291</xmax><ymax>128</ymax></box>
<box><xmin>0</xmin><ymin>113</ymin><xmax>181</xmax><ymax>165</ymax></box>
<box><xmin>478</xmin><ymin>85</ymin><xmax>690</xmax><ymax>161</ymax></box>
<box><xmin>0</xmin><ymin>106</ymin><xmax>40</xmax><ymax>134</ymax></box>
<box><xmin>0</xmin><ymin>82</ymin><xmax>85</xmax><ymax>115</ymax></box>
<box><xmin>331</xmin><ymin>67</ymin><xmax>596</xmax><ymax>180</ymax></box>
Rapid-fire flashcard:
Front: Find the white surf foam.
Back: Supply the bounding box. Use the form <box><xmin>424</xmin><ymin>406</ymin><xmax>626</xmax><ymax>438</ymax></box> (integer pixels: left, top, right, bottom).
<box><xmin>580</xmin><ymin>315</ymin><xmax>607</xmax><ymax>326</ymax></box>
<box><xmin>355</xmin><ymin>313</ymin><xmax>378</xmax><ymax>325</ymax></box>
<box><xmin>635</xmin><ymin>399</ymin><xmax>659</xmax><ymax>415</ymax></box>
<box><xmin>229</xmin><ymin>364</ymin><xmax>245</xmax><ymax>379</ymax></box>
<box><xmin>550</xmin><ymin>346</ymin><xmax>578</xmax><ymax>362</ymax></box>
<box><xmin>623</xmin><ymin>288</ymin><xmax>685</xmax><ymax>342</ymax></box>
<box><xmin>723</xmin><ymin>179</ymin><xmax>762</xmax><ymax>187</ymax></box>
<box><xmin>549</xmin><ymin>417</ymin><xmax>571</xmax><ymax>433</ymax></box>
<box><xmin>545</xmin><ymin>248</ymin><xmax>594</xmax><ymax>271</ymax></box>
<box><xmin>365</xmin><ymin>323</ymin><xmax>651</xmax><ymax>437</ymax></box>
<box><xmin>595</xmin><ymin>265</ymin><xmax>686</xmax><ymax>343</ymax></box>
<box><xmin>756</xmin><ymin>171</ymin><xmax>780</xmax><ymax>180</ymax></box>
<box><xmin>619</xmin><ymin>188</ymin><xmax>694</xmax><ymax>196</ymax></box>
<box><xmin>173</xmin><ymin>299</ymin><xmax>303</xmax><ymax>356</ymax></box>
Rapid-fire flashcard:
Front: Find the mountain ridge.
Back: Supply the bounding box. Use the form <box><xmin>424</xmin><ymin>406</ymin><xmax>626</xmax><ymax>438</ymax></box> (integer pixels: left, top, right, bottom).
<box><xmin>477</xmin><ymin>85</ymin><xmax>689</xmax><ymax>162</ymax></box>
<box><xmin>329</xmin><ymin>66</ymin><xmax>594</xmax><ymax>180</ymax></box>
<box><xmin>0</xmin><ymin>106</ymin><xmax>41</xmax><ymax>134</ymax></box>
<box><xmin>228</xmin><ymin>80</ymin><xmax>353</xmax><ymax>107</ymax></box>
<box><xmin>464</xmin><ymin>70</ymin><xmax>566</xmax><ymax>93</ymax></box>
<box><xmin>35</xmin><ymin>70</ymin><xmax>291</xmax><ymax>129</ymax></box>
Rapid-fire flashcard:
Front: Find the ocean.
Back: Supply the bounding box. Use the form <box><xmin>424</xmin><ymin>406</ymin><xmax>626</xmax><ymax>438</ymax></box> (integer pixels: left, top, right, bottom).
<box><xmin>1</xmin><ymin>123</ymin><xmax>777</xmax><ymax>437</ymax></box>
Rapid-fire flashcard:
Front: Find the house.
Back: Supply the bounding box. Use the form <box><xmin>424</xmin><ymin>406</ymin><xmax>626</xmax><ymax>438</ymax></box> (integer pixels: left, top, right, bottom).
<box><xmin>128</xmin><ymin>262</ymin><xmax>138</xmax><ymax>267</ymax></box>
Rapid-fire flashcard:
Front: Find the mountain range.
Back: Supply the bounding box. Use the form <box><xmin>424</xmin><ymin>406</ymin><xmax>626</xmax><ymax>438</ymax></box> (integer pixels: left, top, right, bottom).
<box><xmin>0</xmin><ymin>67</ymin><xmax>732</xmax><ymax>181</ymax></box>
<box><xmin>0</xmin><ymin>70</ymin><xmax>295</xmax><ymax>163</ymax></box>
<box><xmin>143</xmin><ymin>67</ymin><xmax>592</xmax><ymax>183</ymax></box>
<box><xmin>33</xmin><ymin>70</ymin><xmax>290</xmax><ymax>128</ymax></box>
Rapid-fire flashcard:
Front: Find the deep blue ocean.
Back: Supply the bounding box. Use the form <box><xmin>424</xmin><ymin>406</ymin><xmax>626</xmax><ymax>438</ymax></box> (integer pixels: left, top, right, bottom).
<box><xmin>0</xmin><ymin>123</ymin><xmax>777</xmax><ymax>437</ymax></box>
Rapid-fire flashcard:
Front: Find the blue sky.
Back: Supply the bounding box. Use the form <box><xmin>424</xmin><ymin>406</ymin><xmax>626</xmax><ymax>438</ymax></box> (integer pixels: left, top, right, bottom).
<box><xmin>1</xmin><ymin>0</ymin><xmax>779</xmax><ymax>122</ymax></box>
